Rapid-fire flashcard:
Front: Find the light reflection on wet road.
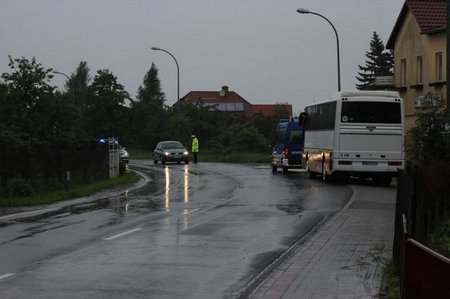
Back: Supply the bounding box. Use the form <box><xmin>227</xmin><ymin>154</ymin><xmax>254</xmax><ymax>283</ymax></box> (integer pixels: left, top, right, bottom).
<box><xmin>0</xmin><ymin>161</ymin><xmax>352</xmax><ymax>298</ymax></box>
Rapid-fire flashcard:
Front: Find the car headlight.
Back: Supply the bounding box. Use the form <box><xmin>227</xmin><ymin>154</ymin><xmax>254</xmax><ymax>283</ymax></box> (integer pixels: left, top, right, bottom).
<box><xmin>164</xmin><ymin>151</ymin><xmax>170</xmax><ymax>156</ymax></box>
<box><xmin>183</xmin><ymin>151</ymin><xmax>189</xmax><ymax>155</ymax></box>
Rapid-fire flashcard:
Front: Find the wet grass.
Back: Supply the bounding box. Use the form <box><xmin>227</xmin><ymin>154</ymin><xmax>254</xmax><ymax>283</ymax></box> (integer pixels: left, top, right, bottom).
<box><xmin>426</xmin><ymin>216</ymin><xmax>450</xmax><ymax>258</ymax></box>
<box><xmin>381</xmin><ymin>261</ymin><xmax>400</xmax><ymax>299</ymax></box>
<box><xmin>129</xmin><ymin>149</ymin><xmax>270</xmax><ymax>164</ymax></box>
<box><xmin>382</xmin><ymin>215</ymin><xmax>450</xmax><ymax>298</ymax></box>
<box><xmin>0</xmin><ymin>171</ymin><xmax>139</xmax><ymax>207</ymax></box>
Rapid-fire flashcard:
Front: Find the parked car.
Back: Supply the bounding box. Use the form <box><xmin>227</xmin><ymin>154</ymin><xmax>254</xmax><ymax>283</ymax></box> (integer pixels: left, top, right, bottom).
<box><xmin>153</xmin><ymin>141</ymin><xmax>189</xmax><ymax>164</ymax></box>
<box><xmin>119</xmin><ymin>147</ymin><xmax>129</xmax><ymax>163</ymax></box>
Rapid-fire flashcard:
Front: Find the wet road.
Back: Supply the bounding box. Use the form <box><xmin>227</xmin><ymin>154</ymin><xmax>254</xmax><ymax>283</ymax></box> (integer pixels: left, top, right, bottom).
<box><xmin>0</xmin><ymin>161</ymin><xmax>352</xmax><ymax>298</ymax></box>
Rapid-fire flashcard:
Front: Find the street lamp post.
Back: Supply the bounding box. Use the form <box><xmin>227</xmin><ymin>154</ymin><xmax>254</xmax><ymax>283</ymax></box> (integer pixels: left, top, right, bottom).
<box><xmin>54</xmin><ymin>70</ymin><xmax>70</xmax><ymax>81</ymax></box>
<box><xmin>151</xmin><ymin>47</ymin><xmax>181</xmax><ymax>138</ymax></box>
<box><xmin>151</xmin><ymin>47</ymin><xmax>180</xmax><ymax>102</ymax></box>
<box><xmin>54</xmin><ymin>70</ymin><xmax>76</xmax><ymax>103</ymax></box>
<box><xmin>297</xmin><ymin>8</ymin><xmax>341</xmax><ymax>92</ymax></box>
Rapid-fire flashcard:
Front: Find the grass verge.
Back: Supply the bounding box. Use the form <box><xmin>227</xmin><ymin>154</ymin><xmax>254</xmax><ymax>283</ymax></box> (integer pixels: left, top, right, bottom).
<box><xmin>0</xmin><ymin>171</ymin><xmax>139</xmax><ymax>207</ymax></box>
<box><xmin>381</xmin><ymin>261</ymin><xmax>400</xmax><ymax>299</ymax></box>
<box><xmin>426</xmin><ymin>216</ymin><xmax>450</xmax><ymax>258</ymax></box>
<box><xmin>382</xmin><ymin>215</ymin><xmax>450</xmax><ymax>298</ymax></box>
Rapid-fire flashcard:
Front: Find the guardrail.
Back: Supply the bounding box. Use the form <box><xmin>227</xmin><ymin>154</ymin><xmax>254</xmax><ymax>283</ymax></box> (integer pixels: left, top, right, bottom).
<box><xmin>401</xmin><ymin>214</ymin><xmax>450</xmax><ymax>298</ymax></box>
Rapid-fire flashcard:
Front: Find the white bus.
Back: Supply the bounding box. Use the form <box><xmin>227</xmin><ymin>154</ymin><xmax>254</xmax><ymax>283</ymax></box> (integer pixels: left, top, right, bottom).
<box><xmin>301</xmin><ymin>91</ymin><xmax>404</xmax><ymax>185</ymax></box>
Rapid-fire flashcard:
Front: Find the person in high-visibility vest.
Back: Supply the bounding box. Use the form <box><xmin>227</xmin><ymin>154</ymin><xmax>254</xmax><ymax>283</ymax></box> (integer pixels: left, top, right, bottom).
<box><xmin>191</xmin><ymin>134</ymin><xmax>199</xmax><ymax>163</ymax></box>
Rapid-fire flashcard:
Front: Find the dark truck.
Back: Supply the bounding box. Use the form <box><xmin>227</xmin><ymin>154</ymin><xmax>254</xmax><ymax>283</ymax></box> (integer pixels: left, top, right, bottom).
<box><xmin>271</xmin><ymin>118</ymin><xmax>304</xmax><ymax>173</ymax></box>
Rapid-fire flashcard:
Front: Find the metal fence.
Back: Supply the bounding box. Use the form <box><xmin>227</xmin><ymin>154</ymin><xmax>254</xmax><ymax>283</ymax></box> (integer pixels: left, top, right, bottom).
<box><xmin>401</xmin><ymin>234</ymin><xmax>450</xmax><ymax>298</ymax></box>
<box><xmin>394</xmin><ymin>162</ymin><xmax>450</xmax><ymax>261</ymax></box>
<box><xmin>393</xmin><ymin>161</ymin><xmax>450</xmax><ymax>298</ymax></box>
<box><xmin>1</xmin><ymin>142</ymin><xmax>109</xmax><ymax>197</ymax></box>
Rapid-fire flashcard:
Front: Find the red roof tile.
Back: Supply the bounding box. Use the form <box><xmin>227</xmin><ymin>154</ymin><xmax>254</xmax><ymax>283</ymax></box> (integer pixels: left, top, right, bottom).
<box><xmin>387</xmin><ymin>0</ymin><xmax>446</xmax><ymax>49</ymax></box>
<box><xmin>251</xmin><ymin>104</ymin><xmax>293</xmax><ymax>117</ymax></box>
<box><xmin>408</xmin><ymin>0</ymin><xmax>446</xmax><ymax>32</ymax></box>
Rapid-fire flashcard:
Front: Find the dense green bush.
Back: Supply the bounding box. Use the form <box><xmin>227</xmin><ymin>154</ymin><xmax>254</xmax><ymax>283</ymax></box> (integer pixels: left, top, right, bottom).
<box><xmin>406</xmin><ymin>93</ymin><xmax>450</xmax><ymax>162</ymax></box>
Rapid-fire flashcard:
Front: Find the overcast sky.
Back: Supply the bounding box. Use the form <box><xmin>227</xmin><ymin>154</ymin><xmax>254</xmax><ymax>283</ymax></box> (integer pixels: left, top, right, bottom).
<box><xmin>1</xmin><ymin>0</ymin><xmax>404</xmax><ymax>114</ymax></box>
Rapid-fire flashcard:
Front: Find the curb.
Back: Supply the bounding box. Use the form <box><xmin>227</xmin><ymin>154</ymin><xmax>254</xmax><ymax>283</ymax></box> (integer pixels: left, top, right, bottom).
<box><xmin>0</xmin><ymin>168</ymin><xmax>150</xmax><ymax>222</ymax></box>
<box><xmin>238</xmin><ymin>185</ymin><xmax>359</xmax><ymax>298</ymax></box>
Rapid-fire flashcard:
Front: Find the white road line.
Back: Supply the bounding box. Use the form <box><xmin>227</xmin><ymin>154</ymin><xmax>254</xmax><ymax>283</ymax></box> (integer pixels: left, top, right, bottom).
<box><xmin>0</xmin><ymin>273</ymin><xmax>15</xmax><ymax>281</ymax></box>
<box><xmin>184</xmin><ymin>208</ymin><xmax>200</xmax><ymax>215</ymax></box>
<box><xmin>103</xmin><ymin>228</ymin><xmax>142</xmax><ymax>241</ymax></box>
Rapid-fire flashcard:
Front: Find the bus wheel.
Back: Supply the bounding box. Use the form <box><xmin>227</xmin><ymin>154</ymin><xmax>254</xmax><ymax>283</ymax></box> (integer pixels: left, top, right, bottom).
<box><xmin>272</xmin><ymin>165</ymin><xmax>277</xmax><ymax>173</ymax></box>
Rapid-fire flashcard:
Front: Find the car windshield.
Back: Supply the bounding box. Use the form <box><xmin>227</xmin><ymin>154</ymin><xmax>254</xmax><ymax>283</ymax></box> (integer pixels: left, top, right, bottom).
<box><xmin>162</xmin><ymin>142</ymin><xmax>184</xmax><ymax>149</ymax></box>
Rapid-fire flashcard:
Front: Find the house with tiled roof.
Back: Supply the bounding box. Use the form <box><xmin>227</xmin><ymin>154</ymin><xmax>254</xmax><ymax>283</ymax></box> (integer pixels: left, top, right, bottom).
<box><xmin>386</xmin><ymin>0</ymin><xmax>446</xmax><ymax>131</ymax></box>
<box><xmin>180</xmin><ymin>86</ymin><xmax>292</xmax><ymax>118</ymax></box>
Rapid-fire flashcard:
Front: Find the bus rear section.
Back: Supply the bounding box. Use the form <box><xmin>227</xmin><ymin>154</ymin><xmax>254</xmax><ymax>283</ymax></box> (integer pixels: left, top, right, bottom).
<box><xmin>271</xmin><ymin>119</ymin><xmax>304</xmax><ymax>173</ymax></box>
<box><xmin>334</xmin><ymin>97</ymin><xmax>404</xmax><ymax>185</ymax></box>
<box><xmin>303</xmin><ymin>91</ymin><xmax>404</xmax><ymax>185</ymax></box>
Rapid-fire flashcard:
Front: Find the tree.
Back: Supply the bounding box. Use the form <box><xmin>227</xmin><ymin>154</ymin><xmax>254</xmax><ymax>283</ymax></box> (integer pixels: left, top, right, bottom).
<box><xmin>0</xmin><ymin>56</ymin><xmax>86</xmax><ymax>195</ymax></box>
<box><xmin>128</xmin><ymin>63</ymin><xmax>167</xmax><ymax>148</ymax></box>
<box><xmin>355</xmin><ymin>32</ymin><xmax>394</xmax><ymax>90</ymax></box>
<box><xmin>136</xmin><ymin>63</ymin><xmax>165</xmax><ymax>106</ymax></box>
<box><xmin>406</xmin><ymin>93</ymin><xmax>450</xmax><ymax>162</ymax></box>
<box><xmin>86</xmin><ymin>69</ymin><xmax>130</xmax><ymax>138</ymax></box>
<box><xmin>67</xmin><ymin>61</ymin><xmax>91</xmax><ymax>107</ymax></box>
<box><xmin>0</xmin><ymin>56</ymin><xmax>57</xmax><ymax>142</ymax></box>
<box><xmin>1</xmin><ymin>56</ymin><xmax>55</xmax><ymax>112</ymax></box>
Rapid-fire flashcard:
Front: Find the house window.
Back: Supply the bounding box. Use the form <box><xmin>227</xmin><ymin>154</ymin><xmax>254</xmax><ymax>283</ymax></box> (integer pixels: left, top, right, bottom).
<box><xmin>436</xmin><ymin>52</ymin><xmax>443</xmax><ymax>81</ymax></box>
<box><xmin>417</xmin><ymin>56</ymin><xmax>423</xmax><ymax>84</ymax></box>
<box><xmin>401</xmin><ymin>59</ymin><xmax>407</xmax><ymax>86</ymax></box>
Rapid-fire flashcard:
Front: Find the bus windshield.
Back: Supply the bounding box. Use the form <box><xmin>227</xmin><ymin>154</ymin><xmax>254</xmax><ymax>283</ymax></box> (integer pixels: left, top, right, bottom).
<box><xmin>289</xmin><ymin>129</ymin><xmax>303</xmax><ymax>144</ymax></box>
<box><xmin>341</xmin><ymin>101</ymin><xmax>401</xmax><ymax>124</ymax></box>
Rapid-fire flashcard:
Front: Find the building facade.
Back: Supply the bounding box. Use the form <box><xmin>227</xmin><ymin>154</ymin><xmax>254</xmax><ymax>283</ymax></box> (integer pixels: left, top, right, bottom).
<box><xmin>386</xmin><ymin>0</ymin><xmax>446</xmax><ymax>132</ymax></box>
<box><xmin>180</xmin><ymin>85</ymin><xmax>293</xmax><ymax>118</ymax></box>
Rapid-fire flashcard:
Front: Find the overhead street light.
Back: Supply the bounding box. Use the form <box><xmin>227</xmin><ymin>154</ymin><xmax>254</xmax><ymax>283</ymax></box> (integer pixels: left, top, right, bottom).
<box><xmin>151</xmin><ymin>47</ymin><xmax>180</xmax><ymax>103</ymax></box>
<box><xmin>53</xmin><ymin>70</ymin><xmax>75</xmax><ymax>102</ymax></box>
<box><xmin>151</xmin><ymin>46</ymin><xmax>181</xmax><ymax>137</ymax></box>
<box><xmin>53</xmin><ymin>70</ymin><xmax>70</xmax><ymax>81</ymax></box>
<box><xmin>296</xmin><ymin>8</ymin><xmax>341</xmax><ymax>92</ymax></box>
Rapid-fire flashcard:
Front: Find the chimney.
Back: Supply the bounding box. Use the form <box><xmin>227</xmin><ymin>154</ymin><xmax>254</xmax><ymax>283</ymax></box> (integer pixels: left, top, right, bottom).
<box><xmin>222</xmin><ymin>85</ymin><xmax>229</xmax><ymax>93</ymax></box>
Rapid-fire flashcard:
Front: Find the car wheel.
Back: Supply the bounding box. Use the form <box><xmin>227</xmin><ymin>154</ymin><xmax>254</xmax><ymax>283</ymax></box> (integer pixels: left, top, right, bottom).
<box><xmin>154</xmin><ymin>157</ymin><xmax>158</xmax><ymax>165</ymax></box>
<box><xmin>272</xmin><ymin>165</ymin><xmax>277</xmax><ymax>173</ymax></box>
<box><xmin>161</xmin><ymin>157</ymin><xmax>166</xmax><ymax>165</ymax></box>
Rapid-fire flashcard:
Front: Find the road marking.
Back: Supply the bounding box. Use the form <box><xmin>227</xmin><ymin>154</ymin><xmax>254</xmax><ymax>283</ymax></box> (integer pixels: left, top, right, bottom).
<box><xmin>0</xmin><ymin>273</ymin><xmax>14</xmax><ymax>281</ymax></box>
<box><xmin>104</xmin><ymin>228</ymin><xmax>142</xmax><ymax>241</ymax></box>
<box><xmin>184</xmin><ymin>208</ymin><xmax>200</xmax><ymax>215</ymax></box>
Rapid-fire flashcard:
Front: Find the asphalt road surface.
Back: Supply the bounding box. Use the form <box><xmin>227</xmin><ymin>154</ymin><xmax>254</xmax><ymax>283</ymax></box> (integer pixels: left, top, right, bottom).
<box><xmin>0</xmin><ymin>161</ymin><xmax>352</xmax><ymax>298</ymax></box>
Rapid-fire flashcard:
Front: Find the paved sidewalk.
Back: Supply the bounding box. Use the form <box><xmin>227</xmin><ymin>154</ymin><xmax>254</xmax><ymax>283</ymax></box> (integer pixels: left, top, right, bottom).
<box><xmin>249</xmin><ymin>184</ymin><xmax>396</xmax><ymax>299</ymax></box>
